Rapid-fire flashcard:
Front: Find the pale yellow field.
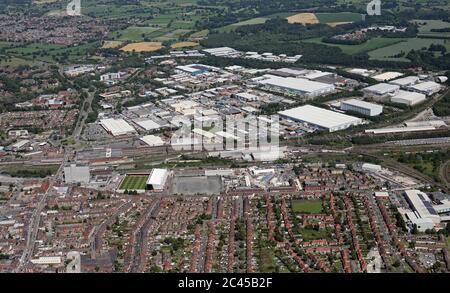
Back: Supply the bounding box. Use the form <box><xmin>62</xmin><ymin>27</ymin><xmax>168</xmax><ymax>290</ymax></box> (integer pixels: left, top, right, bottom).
<box><xmin>286</xmin><ymin>13</ymin><xmax>319</xmax><ymax>24</ymax></box>
<box><xmin>327</xmin><ymin>22</ymin><xmax>353</xmax><ymax>27</ymax></box>
<box><xmin>171</xmin><ymin>41</ymin><xmax>199</xmax><ymax>49</ymax></box>
<box><xmin>102</xmin><ymin>41</ymin><xmax>123</xmax><ymax>49</ymax></box>
<box><xmin>120</xmin><ymin>42</ymin><xmax>163</xmax><ymax>52</ymax></box>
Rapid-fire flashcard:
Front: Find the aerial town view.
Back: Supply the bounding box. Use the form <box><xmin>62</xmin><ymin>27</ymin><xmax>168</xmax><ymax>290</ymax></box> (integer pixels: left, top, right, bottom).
<box><xmin>1</xmin><ymin>0</ymin><xmax>450</xmax><ymax>280</ymax></box>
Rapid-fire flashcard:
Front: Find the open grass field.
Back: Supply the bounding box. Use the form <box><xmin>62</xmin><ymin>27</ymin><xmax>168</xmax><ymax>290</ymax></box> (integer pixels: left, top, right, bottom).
<box><xmin>171</xmin><ymin>41</ymin><xmax>199</xmax><ymax>49</ymax></box>
<box><xmin>368</xmin><ymin>37</ymin><xmax>450</xmax><ymax>61</ymax></box>
<box><xmin>218</xmin><ymin>17</ymin><xmax>269</xmax><ymax>32</ymax></box>
<box><xmin>119</xmin><ymin>175</ymin><xmax>149</xmax><ymax>191</ymax></box>
<box><xmin>154</xmin><ymin>29</ymin><xmax>191</xmax><ymax>41</ymax></box>
<box><xmin>303</xmin><ymin>37</ymin><xmax>405</xmax><ymax>55</ymax></box>
<box><xmin>299</xmin><ymin>228</ymin><xmax>332</xmax><ymax>241</ymax></box>
<box><xmin>412</xmin><ymin>19</ymin><xmax>450</xmax><ymax>38</ymax></box>
<box><xmin>287</xmin><ymin>13</ymin><xmax>319</xmax><ymax>24</ymax></box>
<box><xmin>291</xmin><ymin>200</ymin><xmax>323</xmax><ymax>214</ymax></box>
<box><xmin>102</xmin><ymin>40</ymin><xmax>123</xmax><ymax>49</ymax></box>
<box><xmin>109</xmin><ymin>26</ymin><xmax>161</xmax><ymax>41</ymax></box>
<box><xmin>315</xmin><ymin>12</ymin><xmax>362</xmax><ymax>25</ymax></box>
<box><xmin>190</xmin><ymin>29</ymin><xmax>209</xmax><ymax>39</ymax></box>
<box><xmin>120</xmin><ymin>42</ymin><xmax>163</xmax><ymax>52</ymax></box>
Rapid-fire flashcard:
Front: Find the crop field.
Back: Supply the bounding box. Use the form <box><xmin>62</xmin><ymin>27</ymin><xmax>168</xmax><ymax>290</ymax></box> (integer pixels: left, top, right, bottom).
<box><xmin>120</xmin><ymin>42</ymin><xmax>163</xmax><ymax>52</ymax></box>
<box><xmin>119</xmin><ymin>175</ymin><xmax>149</xmax><ymax>191</ymax></box>
<box><xmin>171</xmin><ymin>41</ymin><xmax>199</xmax><ymax>49</ymax></box>
<box><xmin>291</xmin><ymin>200</ymin><xmax>323</xmax><ymax>214</ymax></box>
<box><xmin>303</xmin><ymin>37</ymin><xmax>405</xmax><ymax>55</ymax></box>
<box><xmin>368</xmin><ymin>37</ymin><xmax>450</xmax><ymax>61</ymax></box>
<box><xmin>286</xmin><ymin>13</ymin><xmax>319</xmax><ymax>24</ymax></box>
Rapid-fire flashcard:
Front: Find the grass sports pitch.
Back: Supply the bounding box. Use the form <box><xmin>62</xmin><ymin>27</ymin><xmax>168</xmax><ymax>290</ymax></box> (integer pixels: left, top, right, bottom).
<box><xmin>119</xmin><ymin>175</ymin><xmax>149</xmax><ymax>190</ymax></box>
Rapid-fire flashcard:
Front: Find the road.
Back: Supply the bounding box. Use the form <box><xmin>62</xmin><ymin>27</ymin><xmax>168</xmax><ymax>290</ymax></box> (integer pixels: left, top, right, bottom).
<box><xmin>15</xmin><ymin>149</ymin><xmax>70</xmax><ymax>272</ymax></box>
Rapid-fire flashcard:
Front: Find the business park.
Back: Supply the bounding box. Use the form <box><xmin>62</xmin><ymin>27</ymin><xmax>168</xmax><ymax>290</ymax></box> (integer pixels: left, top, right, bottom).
<box><xmin>278</xmin><ymin>105</ymin><xmax>363</xmax><ymax>132</ymax></box>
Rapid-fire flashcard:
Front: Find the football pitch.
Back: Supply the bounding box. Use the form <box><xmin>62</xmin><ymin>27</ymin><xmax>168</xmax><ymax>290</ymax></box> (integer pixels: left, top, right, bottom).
<box><xmin>119</xmin><ymin>175</ymin><xmax>149</xmax><ymax>190</ymax></box>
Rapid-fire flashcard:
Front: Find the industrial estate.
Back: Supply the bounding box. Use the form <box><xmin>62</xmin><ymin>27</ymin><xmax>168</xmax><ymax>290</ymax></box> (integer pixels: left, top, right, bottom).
<box><xmin>0</xmin><ymin>0</ymin><xmax>450</xmax><ymax>275</ymax></box>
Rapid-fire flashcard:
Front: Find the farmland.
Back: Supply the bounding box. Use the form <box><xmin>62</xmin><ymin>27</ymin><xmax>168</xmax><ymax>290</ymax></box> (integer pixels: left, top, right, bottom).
<box><xmin>368</xmin><ymin>37</ymin><xmax>450</xmax><ymax>62</ymax></box>
<box><xmin>303</xmin><ymin>37</ymin><xmax>405</xmax><ymax>55</ymax></box>
<box><xmin>286</xmin><ymin>13</ymin><xmax>319</xmax><ymax>25</ymax></box>
<box><xmin>171</xmin><ymin>41</ymin><xmax>199</xmax><ymax>49</ymax></box>
<box><xmin>119</xmin><ymin>175</ymin><xmax>149</xmax><ymax>191</ymax></box>
<box><xmin>120</xmin><ymin>42</ymin><xmax>163</xmax><ymax>53</ymax></box>
<box><xmin>413</xmin><ymin>19</ymin><xmax>450</xmax><ymax>38</ymax></box>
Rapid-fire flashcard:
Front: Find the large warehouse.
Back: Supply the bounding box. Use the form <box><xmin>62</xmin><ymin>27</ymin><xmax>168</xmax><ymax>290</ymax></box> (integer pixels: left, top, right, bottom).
<box><xmin>408</xmin><ymin>81</ymin><xmax>442</xmax><ymax>96</ymax></box>
<box><xmin>340</xmin><ymin>99</ymin><xmax>383</xmax><ymax>116</ymax></box>
<box><xmin>146</xmin><ymin>168</ymin><xmax>169</xmax><ymax>191</ymax></box>
<box><xmin>404</xmin><ymin>190</ymin><xmax>442</xmax><ymax>232</ymax></box>
<box><xmin>362</xmin><ymin>83</ymin><xmax>400</xmax><ymax>98</ymax></box>
<box><xmin>278</xmin><ymin>105</ymin><xmax>363</xmax><ymax>132</ymax></box>
<box><xmin>390</xmin><ymin>90</ymin><xmax>426</xmax><ymax>106</ymax></box>
<box><xmin>258</xmin><ymin>75</ymin><xmax>335</xmax><ymax>98</ymax></box>
<box><xmin>100</xmin><ymin>118</ymin><xmax>136</xmax><ymax>136</ymax></box>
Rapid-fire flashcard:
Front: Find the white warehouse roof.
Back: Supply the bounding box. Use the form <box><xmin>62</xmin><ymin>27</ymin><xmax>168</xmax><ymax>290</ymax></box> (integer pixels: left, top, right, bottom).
<box><xmin>100</xmin><ymin>118</ymin><xmax>136</xmax><ymax>136</ymax></box>
<box><xmin>140</xmin><ymin>135</ymin><xmax>164</xmax><ymax>147</ymax></box>
<box><xmin>363</xmin><ymin>83</ymin><xmax>400</xmax><ymax>95</ymax></box>
<box><xmin>404</xmin><ymin>190</ymin><xmax>441</xmax><ymax>224</ymax></box>
<box><xmin>146</xmin><ymin>168</ymin><xmax>169</xmax><ymax>189</ymax></box>
<box><xmin>134</xmin><ymin>119</ymin><xmax>161</xmax><ymax>131</ymax></box>
<box><xmin>278</xmin><ymin>105</ymin><xmax>362</xmax><ymax>132</ymax></box>
<box><xmin>389</xmin><ymin>76</ymin><xmax>419</xmax><ymax>86</ymax></box>
<box><xmin>390</xmin><ymin>90</ymin><xmax>426</xmax><ymax>106</ymax></box>
<box><xmin>341</xmin><ymin>99</ymin><xmax>383</xmax><ymax>112</ymax></box>
<box><xmin>258</xmin><ymin>75</ymin><xmax>335</xmax><ymax>94</ymax></box>
<box><xmin>409</xmin><ymin>81</ymin><xmax>442</xmax><ymax>95</ymax></box>
<box><xmin>371</xmin><ymin>71</ymin><xmax>403</xmax><ymax>81</ymax></box>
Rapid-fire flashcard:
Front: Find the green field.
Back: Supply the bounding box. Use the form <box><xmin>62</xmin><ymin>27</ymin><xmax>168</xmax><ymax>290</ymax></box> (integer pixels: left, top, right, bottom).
<box><xmin>368</xmin><ymin>37</ymin><xmax>450</xmax><ymax>61</ymax></box>
<box><xmin>302</xmin><ymin>37</ymin><xmax>405</xmax><ymax>55</ymax></box>
<box><xmin>299</xmin><ymin>228</ymin><xmax>332</xmax><ymax>241</ymax></box>
<box><xmin>315</xmin><ymin>12</ymin><xmax>362</xmax><ymax>24</ymax></box>
<box><xmin>109</xmin><ymin>26</ymin><xmax>161</xmax><ymax>41</ymax></box>
<box><xmin>291</xmin><ymin>200</ymin><xmax>323</xmax><ymax>214</ymax></box>
<box><xmin>413</xmin><ymin>19</ymin><xmax>450</xmax><ymax>38</ymax></box>
<box><xmin>119</xmin><ymin>175</ymin><xmax>149</xmax><ymax>191</ymax></box>
<box><xmin>218</xmin><ymin>17</ymin><xmax>269</xmax><ymax>32</ymax></box>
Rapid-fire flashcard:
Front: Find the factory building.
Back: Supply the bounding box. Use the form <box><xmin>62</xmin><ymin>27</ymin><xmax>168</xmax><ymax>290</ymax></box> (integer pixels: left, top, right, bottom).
<box><xmin>175</xmin><ymin>64</ymin><xmax>210</xmax><ymax>76</ymax></box>
<box><xmin>146</xmin><ymin>168</ymin><xmax>169</xmax><ymax>191</ymax></box>
<box><xmin>371</xmin><ymin>71</ymin><xmax>403</xmax><ymax>82</ymax></box>
<box><xmin>340</xmin><ymin>99</ymin><xmax>383</xmax><ymax>116</ymax></box>
<box><xmin>389</xmin><ymin>76</ymin><xmax>419</xmax><ymax>87</ymax></box>
<box><xmin>257</xmin><ymin>75</ymin><xmax>335</xmax><ymax>98</ymax></box>
<box><xmin>64</xmin><ymin>164</ymin><xmax>90</xmax><ymax>184</ymax></box>
<box><xmin>408</xmin><ymin>81</ymin><xmax>442</xmax><ymax>96</ymax></box>
<box><xmin>140</xmin><ymin>135</ymin><xmax>164</xmax><ymax>147</ymax></box>
<box><xmin>100</xmin><ymin>118</ymin><xmax>136</xmax><ymax>137</ymax></box>
<box><xmin>278</xmin><ymin>105</ymin><xmax>363</xmax><ymax>132</ymax></box>
<box><xmin>390</xmin><ymin>90</ymin><xmax>426</xmax><ymax>106</ymax></box>
<box><xmin>362</xmin><ymin>83</ymin><xmax>400</xmax><ymax>98</ymax></box>
<box><xmin>404</xmin><ymin>190</ymin><xmax>442</xmax><ymax>232</ymax></box>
